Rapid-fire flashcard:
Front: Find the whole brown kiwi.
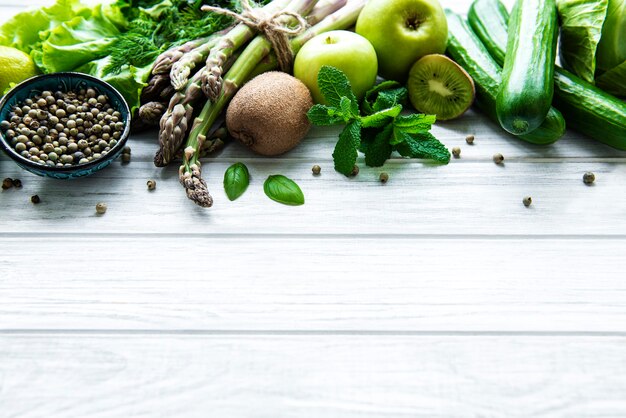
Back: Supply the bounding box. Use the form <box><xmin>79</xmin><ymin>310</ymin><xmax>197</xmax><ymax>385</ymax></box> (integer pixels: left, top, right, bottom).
<box><xmin>226</xmin><ymin>71</ymin><xmax>313</xmax><ymax>156</ymax></box>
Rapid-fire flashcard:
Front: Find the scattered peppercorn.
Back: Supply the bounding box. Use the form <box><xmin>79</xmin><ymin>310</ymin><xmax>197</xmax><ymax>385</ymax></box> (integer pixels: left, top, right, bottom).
<box><xmin>493</xmin><ymin>153</ymin><xmax>504</xmax><ymax>164</ymax></box>
<box><xmin>95</xmin><ymin>202</ymin><xmax>107</xmax><ymax>214</ymax></box>
<box><xmin>12</xmin><ymin>178</ymin><xmax>22</xmax><ymax>188</ymax></box>
<box><xmin>452</xmin><ymin>147</ymin><xmax>461</xmax><ymax>158</ymax></box>
<box><xmin>147</xmin><ymin>179</ymin><xmax>156</xmax><ymax>190</ymax></box>
<box><xmin>312</xmin><ymin>165</ymin><xmax>321</xmax><ymax>175</ymax></box>
<box><xmin>523</xmin><ymin>196</ymin><xmax>532</xmax><ymax>207</ymax></box>
<box><xmin>30</xmin><ymin>195</ymin><xmax>40</xmax><ymax>204</ymax></box>
<box><xmin>351</xmin><ymin>165</ymin><xmax>359</xmax><ymax>176</ymax></box>
<box><xmin>2</xmin><ymin>178</ymin><xmax>13</xmax><ymax>190</ymax></box>
<box><xmin>121</xmin><ymin>153</ymin><xmax>131</xmax><ymax>163</ymax></box>
<box><xmin>583</xmin><ymin>172</ymin><xmax>595</xmax><ymax>185</ymax></box>
<box><xmin>122</xmin><ymin>146</ymin><xmax>131</xmax><ymax>155</ymax></box>
<box><xmin>379</xmin><ymin>172</ymin><xmax>389</xmax><ymax>183</ymax></box>
<box><xmin>465</xmin><ymin>135</ymin><xmax>475</xmax><ymax>145</ymax></box>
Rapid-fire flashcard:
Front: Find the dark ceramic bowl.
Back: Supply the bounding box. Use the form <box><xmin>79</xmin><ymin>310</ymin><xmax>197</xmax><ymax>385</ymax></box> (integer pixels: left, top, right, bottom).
<box><xmin>0</xmin><ymin>72</ymin><xmax>131</xmax><ymax>179</ymax></box>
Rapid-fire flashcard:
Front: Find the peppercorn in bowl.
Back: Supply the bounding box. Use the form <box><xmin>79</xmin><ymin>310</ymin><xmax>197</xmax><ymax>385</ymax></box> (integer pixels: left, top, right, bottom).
<box><xmin>0</xmin><ymin>72</ymin><xmax>130</xmax><ymax>179</ymax></box>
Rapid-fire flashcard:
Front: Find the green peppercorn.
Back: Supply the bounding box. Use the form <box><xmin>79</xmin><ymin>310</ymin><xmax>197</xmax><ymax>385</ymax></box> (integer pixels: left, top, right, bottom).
<box><xmin>123</xmin><ymin>146</ymin><xmax>131</xmax><ymax>154</ymax></box>
<box><xmin>583</xmin><ymin>172</ymin><xmax>595</xmax><ymax>185</ymax></box>
<box><xmin>493</xmin><ymin>153</ymin><xmax>504</xmax><ymax>165</ymax></box>
<box><xmin>379</xmin><ymin>172</ymin><xmax>389</xmax><ymax>183</ymax></box>
<box><xmin>351</xmin><ymin>165</ymin><xmax>359</xmax><ymax>176</ymax></box>
<box><xmin>147</xmin><ymin>180</ymin><xmax>156</xmax><ymax>191</ymax></box>
<box><xmin>523</xmin><ymin>196</ymin><xmax>532</xmax><ymax>207</ymax></box>
<box><xmin>312</xmin><ymin>165</ymin><xmax>321</xmax><ymax>175</ymax></box>
<box><xmin>121</xmin><ymin>153</ymin><xmax>131</xmax><ymax>163</ymax></box>
<box><xmin>452</xmin><ymin>147</ymin><xmax>461</xmax><ymax>158</ymax></box>
<box><xmin>2</xmin><ymin>178</ymin><xmax>13</xmax><ymax>190</ymax></box>
<box><xmin>95</xmin><ymin>202</ymin><xmax>107</xmax><ymax>214</ymax></box>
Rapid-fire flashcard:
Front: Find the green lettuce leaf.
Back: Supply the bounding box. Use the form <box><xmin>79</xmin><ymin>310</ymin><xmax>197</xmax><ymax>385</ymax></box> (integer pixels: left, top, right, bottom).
<box><xmin>0</xmin><ymin>0</ymin><xmax>91</xmax><ymax>54</ymax></box>
<box><xmin>76</xmin><ymin>56</ymin><xmax>151</xmax><ymax>112</ymax></box>
<box><xmin>556</xmin><ymin>0</ymin><xmax>609</xmax><ymax>83</ymax></box>
<box><xmin>40</xmin><ymin>3</ymin><xmax>126</xmax><ymax>73</ymax></box>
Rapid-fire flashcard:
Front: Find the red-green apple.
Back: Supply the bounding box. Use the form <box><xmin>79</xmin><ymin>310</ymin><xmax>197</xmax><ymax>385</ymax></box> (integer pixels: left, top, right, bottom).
<box><xmin>293</xmin><ymin>30</ymin><xmax>378</xmax><ymax>104</ymax></box>
<box><xmin>356</xmin><ymin>0</ymin><xmax>448</xmax><ymax>82</ymax></box>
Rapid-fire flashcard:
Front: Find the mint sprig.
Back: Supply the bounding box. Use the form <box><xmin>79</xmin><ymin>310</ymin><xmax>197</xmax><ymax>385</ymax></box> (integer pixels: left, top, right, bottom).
<box><xmin>307</xmin><ymin>66</ymin><xmax>450</xmax><ymax>175</ymax></box>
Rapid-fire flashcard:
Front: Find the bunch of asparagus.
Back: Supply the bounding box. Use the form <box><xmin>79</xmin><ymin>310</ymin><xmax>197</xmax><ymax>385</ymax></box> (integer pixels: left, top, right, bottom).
<box><xmin>139</xmin><ymin>0</ymin><xmax>366</xmax><ymax>207</ymax></box>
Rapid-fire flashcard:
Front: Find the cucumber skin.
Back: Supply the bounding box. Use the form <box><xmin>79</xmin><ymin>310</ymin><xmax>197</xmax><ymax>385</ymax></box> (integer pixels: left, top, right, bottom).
<box><xmin>496</xmin><ymin>0</ymin><xmax>558</xmax><ymax>135</ymax></box>
<box><xmin>468</xmin><ymin>0</ymin><xmax>626</xmax><ymax>150</ymax></box>
<box><xmin>445</xmin><ymin>10</ymin><xmax>564</xmax><ymax>145</ymax></box>
<box><xmin>467</xmin><ymin>0</ymin><xmax>509</xmax><ymax>67</ymax></box>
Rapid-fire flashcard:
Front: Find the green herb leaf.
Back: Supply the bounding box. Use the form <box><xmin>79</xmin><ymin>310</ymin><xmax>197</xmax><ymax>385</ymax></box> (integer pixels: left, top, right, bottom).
<box><xmin>318</xmin><ymin>65</ymin><xmax>358</xmax><ymax>114</ymax></box>
<box><xmin>361</xmin><ymin>105</ymin><xmax>403</xmax><ymax>128</ymax></box>
<box><xmin>307</xmin><ymin>104</ymin><xmax>344</xmax><ymax>126</ymax></box>
<box><xmin>333</xmin><ymin>120</ymin><xmax>362</xmax><ymax>176</ymax></box>
<box><xmin>393</xmin><ymin>113</ymin><xmax>437</xmax><ymax>133</ymax></box>
<box><xmin>263</xmin><ymin>175</ymin><xmax>305</xmax><ymax>206</ymax></box>
<box><xmin>223</xmin><ymin>162</ymin><xmax>250</xmax><ymax>201</ymax></box>
<box><xmin>365</xmin><ymin>124</ymin><xmax>393</xmax><ymax>167</ymax></box>
<box><xmin>395</xmin><ymin>131</ymin><xmax>451</xmax><ymax>164</ymax></box>
<box><xmin>363</xmin><ymin>81</ymin><xmax>408</xmax><ymax>114</ymax></box>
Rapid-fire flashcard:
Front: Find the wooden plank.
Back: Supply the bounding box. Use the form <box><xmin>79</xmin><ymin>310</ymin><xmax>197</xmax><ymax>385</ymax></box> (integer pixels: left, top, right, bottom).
<box><xmin>1</xmin><ymin>158</ymin><xmax>624</xmax><ymax>235</ymax></box>
<box><xmin>1</xmin><ymin>237</ymin><xmax>626</xmax><ymax>331</ymax></box>
<box><xmin>1</xmin><ymin>334</ymin><xmax>625</xmax><ymax>417</ymax></box>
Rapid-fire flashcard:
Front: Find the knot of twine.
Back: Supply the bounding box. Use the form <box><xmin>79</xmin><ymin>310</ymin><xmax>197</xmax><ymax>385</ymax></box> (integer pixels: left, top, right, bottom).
<box><xmin>202</xmin><ymin>0</ymin><xmax>308</xmax><ymax>72</ymax></box>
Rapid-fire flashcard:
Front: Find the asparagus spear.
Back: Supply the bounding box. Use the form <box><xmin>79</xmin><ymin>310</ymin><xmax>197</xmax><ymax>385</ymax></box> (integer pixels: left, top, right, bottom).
<box><xmin>155</xmin><ymin>52</ymin><xmax>241</xmax><ymax>167</ymax></box>
<box><xmin>169</xmin><ymin>27</ymin><xmax>234</xmax><ymax>90</ymax></box>
<box><xmin>152</xmin><ymin>36</ymin><xmax>215</xmax><ymax>75</ymax></box>
<box><xmin>138</xmin><ymin>101</ymin><xmax>166</xmax><ymax>126</ymax></box>
<box><xmin>181</xmin><ymin>0</ymin><xmax>366</xmax><ymax>207</ymax></box>
<box><xmin>200</xmin><ymin>0</ymin><xmax>313</xmax><ymax>100</ymax></box>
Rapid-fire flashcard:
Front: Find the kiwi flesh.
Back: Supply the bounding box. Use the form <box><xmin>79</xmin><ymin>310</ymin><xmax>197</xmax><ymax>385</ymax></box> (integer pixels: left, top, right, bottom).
<box><xmin>226</xmin><ymin>71</ymin><xmax>313</xmax><ymax>156</ymax></box>
<box><xmin>407</xmin><ymin>54</ymin><xmax>475</xmax><ymax>120</ymax></box>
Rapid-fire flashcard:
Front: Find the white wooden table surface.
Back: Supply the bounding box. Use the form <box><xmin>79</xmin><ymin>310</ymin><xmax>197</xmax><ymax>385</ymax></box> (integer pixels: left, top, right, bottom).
<box><xmin>2</xmin><ymin>1</ymin><xmax>626</xmax><ymax>416</ymax></box>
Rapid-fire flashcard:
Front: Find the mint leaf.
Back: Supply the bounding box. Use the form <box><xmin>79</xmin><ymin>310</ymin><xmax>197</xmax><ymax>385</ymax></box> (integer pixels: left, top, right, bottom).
<box><xmin>361</xmin><ymin>105</ymin><xmax>402</xmax><ymax>128</ymax></box>
<box><xmin>394</xmin><ymin>114</ymin><xmax>437</xmax><ymax>133</ymax></box>
<box><xmin>358</xmin><ymin>128</ymin><xmax>378</xmax><ymax>154</ymax></box>
<box><xmin>333</xmin><ymin>120</ymin><xmax>362</xmax><ymax>176</ymax></box>
<box><xmin>395</xmin><ymin>131</ymin><xmax>451</xmax><ymax>164</ymax></box>
<box><xmin>264</xmin><ymin>175</ymin><xmax>305</xmax><ymax>206</ymax></box>
<box><xmin>307</xmin><ymin>104</ymin><xmax>344</xmax><ymax>126</ymax></box>
<box><xmin>374</xmin><ymin>88</ymin><xmax>408</xmax><ymax>112</ymax></box>
<box><xmin>363</xmin><ymin>81</ymin><xmax>408</xmax><ymax>114</ymax></box>
<box><xmin>363</xmin><ymin>81</ymin><xmax>402</xmax><ymax>114</ymax></box>
<box><xmin>340</xmin><ymin>96</ymin><xmax>356</xmax><ymax>121</ymax></box>
<box><xmin>223</xmin><ymin>162</ymin><xmax>250</xmax><ymax>201</ymax></box>
<box><xmin>318</xmin><ymin>65</ymin><xmax>358</xmax><ymax>114</ymax></box>
<box><xmin>365</xmin><ymin>124</ymin><xmax>393</xmax><ymax>167</ymax></box>
<box><xmin>390</xmin><ymin>127</ymin><xmax>412</xmax><ymax>146</ymax></box>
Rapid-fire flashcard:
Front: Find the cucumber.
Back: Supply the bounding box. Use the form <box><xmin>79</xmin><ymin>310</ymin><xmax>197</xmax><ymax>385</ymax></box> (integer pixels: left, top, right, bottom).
<box><xmin>467</xmin><ymin>0</ymin><xmax>509</xmax><ymax>67</ymax></box>
<box><xmin>468</xmin><ymin>0</ymin><xmax>626</xmax><ymax>150</ymax></box>
<box><xmin>496</xmin><ymin>0</ymin><xmax>558</xmax><ymax>135</ymax></box>
<box><xmin>445</xmin><ymin>10</ymin><xmax>564</xmax><ymax>145</ymax></box>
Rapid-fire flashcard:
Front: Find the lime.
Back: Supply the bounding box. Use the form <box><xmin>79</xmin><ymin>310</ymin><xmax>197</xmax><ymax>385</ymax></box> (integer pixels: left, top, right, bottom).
<box><xmin>0</xmin><ymin>46</ymin><xmax>38</xmax><ymax>93</ymax></box>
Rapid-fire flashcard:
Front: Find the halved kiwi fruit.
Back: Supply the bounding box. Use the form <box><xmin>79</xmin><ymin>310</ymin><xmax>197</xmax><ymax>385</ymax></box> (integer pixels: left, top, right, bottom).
<box><xmin>407</xmin><ymin>54</ymin><xmax>475</xmax><ymax>120</ymax></box>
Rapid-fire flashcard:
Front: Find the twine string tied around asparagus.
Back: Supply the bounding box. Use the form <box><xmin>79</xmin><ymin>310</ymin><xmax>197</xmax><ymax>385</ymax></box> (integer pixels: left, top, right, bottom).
<box><xmin>201</xmin><ymin>0</ymin><xmax>308</xmax><ymax>72</ymax></box>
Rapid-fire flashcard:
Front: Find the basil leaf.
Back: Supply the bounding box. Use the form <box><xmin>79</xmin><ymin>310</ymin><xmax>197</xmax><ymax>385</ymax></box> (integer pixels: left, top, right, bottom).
<box><xmin>263</xmin><ymin>175</ymin><xmax>305</xmax><ymax>206</ymax></box>
<box><xmin>223</xmin><ymin>162</ymin><xmax>250</xmax><ymax>201</ymax></box>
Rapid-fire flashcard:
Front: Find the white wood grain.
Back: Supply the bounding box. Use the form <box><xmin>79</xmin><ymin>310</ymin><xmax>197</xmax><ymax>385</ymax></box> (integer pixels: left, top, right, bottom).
<box><xmin>2</xmin><ymin>159</ymin><xmax>624</xmax><ymax>235</ymax></box>
<box><xmin>1</xmin><ymin>237</ymin><xmax>625</xmax><ymax>332</ymax></box>
<box><xmin>1</xmin><ymin>334</ymin><xmax>626</xmax><ymax>417</ymax></box>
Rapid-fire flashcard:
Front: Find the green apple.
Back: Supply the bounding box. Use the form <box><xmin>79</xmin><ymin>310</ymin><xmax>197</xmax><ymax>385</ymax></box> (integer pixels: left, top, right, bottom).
<box><xmin>294</xmin><ymin>30</ymin><xmax>378</xmax><ymax>104</ymax></box>
<box><xmin>356</xmin><ymin>0</ymin><xmax>448</xmax><ymax>82</ymax></box>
